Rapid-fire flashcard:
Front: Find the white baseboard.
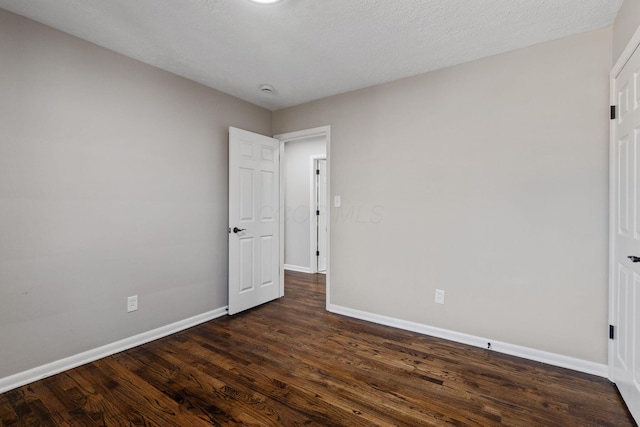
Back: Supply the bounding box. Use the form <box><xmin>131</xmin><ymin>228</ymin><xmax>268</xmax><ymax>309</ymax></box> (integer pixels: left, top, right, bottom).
<box><xmin>284</xmin><ymin>264</ymin><xmax>312</xmax><ymax>273</ymax></box>
<box><xmin>0</xmin><ymin>306</ymin><xmax>228</xmax><ymax>394</ymax></box>
<box><xmin>328</xmin><ymin>304</ymin><xmax>609</xmax><ymax>378</ymax></box>
<box><xmin>1</xmin><ymin>303</ymin><xmax>609</xmax><ymax>395</ymax></box>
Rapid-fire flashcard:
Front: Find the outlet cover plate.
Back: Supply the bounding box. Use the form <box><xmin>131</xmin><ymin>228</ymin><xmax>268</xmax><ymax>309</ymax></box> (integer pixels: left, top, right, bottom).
<box><xmin>435</xmin><ymin>289</ymin><xmax>445</xmax><ymax>305</ymax></box>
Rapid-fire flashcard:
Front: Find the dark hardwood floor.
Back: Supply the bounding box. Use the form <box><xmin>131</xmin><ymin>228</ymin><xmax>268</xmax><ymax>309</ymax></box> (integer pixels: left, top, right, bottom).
<box><xmin>0</xmin><ymin>271</ymin><xmax>636</xmax><ymax>426</ymax></box>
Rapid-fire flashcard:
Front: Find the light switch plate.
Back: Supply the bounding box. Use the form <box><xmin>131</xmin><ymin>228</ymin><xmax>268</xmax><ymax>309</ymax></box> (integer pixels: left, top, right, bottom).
<box><xmin>127</xmin><ymin>295</ymin><xmax>138</xmax><ymax>312</ymax></box>
<box><xmin>334</xmin><ymin>195</ymin><xmax>341</xmax><ymax>208</ymax></box>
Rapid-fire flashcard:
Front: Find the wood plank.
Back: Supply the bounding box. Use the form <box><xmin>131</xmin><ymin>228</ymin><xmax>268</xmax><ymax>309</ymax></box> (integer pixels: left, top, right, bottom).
<box><xmin>0</xmin><ymin>270</ymin><xmax>635</xmax><ymax>426</ymax></box>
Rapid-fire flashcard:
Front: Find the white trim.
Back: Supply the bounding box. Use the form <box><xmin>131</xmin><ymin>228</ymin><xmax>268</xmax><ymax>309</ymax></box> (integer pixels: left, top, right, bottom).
<box><xmin>0</xmin><ymin>307</ymin><xmax>228</xmax><ymax>394</ymax></box>
<box><xmin>284</xmin><ymin>264</ymin><xmax>313</xmax><ymax>274</ymax></box>
<box><xmin>612</xmin><ymin>24</ymin><xmax>640</xmax><ymax>78</ymax></box>
<box><xmin>274</xmin><ymin>126</ymin><xmax>331</xmax><ymax>307</ymax></box>
<box><xmin>325</xmin><ymin>130</ymin><xmax>331</xmax><ymax>307</ymax></box>
<box><xmin>278</xmin><ymin>140</ymin><xmax>286</xmax><ymax>297</ymax></box>
<box><xmin>274</xmin><ymin>126</ymin><xmax>330</xmax><ymax>142</ymax></box>
<box><xmin>328</xmin><ymin>304</ymin><xmax>609</xmax><ymax>378</ymax></box>
<box><xmin>608</xmin><ymin>71</ymin><xmax>617</xmax><ymax>382</ymax></box>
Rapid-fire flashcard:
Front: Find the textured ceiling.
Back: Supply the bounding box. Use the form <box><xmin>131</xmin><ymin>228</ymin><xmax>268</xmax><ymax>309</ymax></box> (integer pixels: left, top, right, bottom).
<box><xmin>0</xmin><ymin>0</ymin><xmax>623</xmax><ymax>110</ymax></box>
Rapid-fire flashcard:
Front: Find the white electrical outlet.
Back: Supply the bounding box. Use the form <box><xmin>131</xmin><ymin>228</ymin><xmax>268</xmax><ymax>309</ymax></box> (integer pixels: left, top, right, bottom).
<box><xmin>334</xmin><ymin>195</ymin><xmax>341</xmax><ymax>208</ymax></box>
<box><xmin>435</xmin><ymin>289</ymin><xmax>445</xmax><ymax>305</ymax></box>
<box><xmin>127</xmin><ymin>295</ymin><xmax>138</xmax><ymax>312</ymax></box>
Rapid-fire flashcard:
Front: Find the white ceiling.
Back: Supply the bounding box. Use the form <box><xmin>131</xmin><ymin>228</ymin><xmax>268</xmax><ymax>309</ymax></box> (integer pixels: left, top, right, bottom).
<box><xmin>0</xmin><ymin>0</ymin><xmax>623</xmax><ymax>110</ymax></box>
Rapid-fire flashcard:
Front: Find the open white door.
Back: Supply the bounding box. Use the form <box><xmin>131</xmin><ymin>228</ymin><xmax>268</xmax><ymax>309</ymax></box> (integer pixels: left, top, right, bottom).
<box><xmin>228</xmin><ymin>127</ymin><xmax>280</xmax><ymax>315</ymax></box>
<box><xmin>611</xmin><ymin>44</ymin><xmax>640</xmax><ymax>422</ymax></box>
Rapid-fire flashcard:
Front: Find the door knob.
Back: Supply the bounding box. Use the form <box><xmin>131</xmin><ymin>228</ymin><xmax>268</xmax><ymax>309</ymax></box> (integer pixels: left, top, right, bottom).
<box><xmin>233</xmin><ymin>227</ymin><xmax>246</xmax><ymax>234</ymax></box>
<box><xmin>628</xmin><ymin>256</ymin><xmax>640</xmax><ymax>263</ymax></box>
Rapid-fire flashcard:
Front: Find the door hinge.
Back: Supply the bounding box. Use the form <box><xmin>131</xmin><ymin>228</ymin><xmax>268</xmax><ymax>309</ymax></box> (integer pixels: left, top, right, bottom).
<box><xmin>316</xmin><ymin>250</ymin><xmax>320</xmax><ymax>256</ymax></box>
<box><xmin>609</xmin><ymin>324</ymin><xmax>615</xmax><ymax>340</ymax></box>
<box><xmin>316</xmin><ymin>210</ymin><xmax>320</xmax><ymax>216</ymax></box>
<box><xmin>316</xmin><ymin>169</ymin><xmax>320</xmax><ymax>175</ymax></box>
<box><xmin>611</xmin><ymin>105</ymin><xmax>616</xmax><ymax>120</ymax></box>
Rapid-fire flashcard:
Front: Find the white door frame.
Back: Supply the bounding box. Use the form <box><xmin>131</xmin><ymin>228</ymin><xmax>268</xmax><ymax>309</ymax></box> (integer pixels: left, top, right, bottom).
<box><xmin>609</xmin><ymin>26</ymin><xmax>640</xmax><ymax>380</ymax></box>
<box><xmin>310</xmin><ymin>155</ymin><xmax>327</xmax><ymax>274</ymax></box>
<box><xmin>274</xmin><ymin>126</ymin><xmax>331</xmax><ymax>306</ymax></box>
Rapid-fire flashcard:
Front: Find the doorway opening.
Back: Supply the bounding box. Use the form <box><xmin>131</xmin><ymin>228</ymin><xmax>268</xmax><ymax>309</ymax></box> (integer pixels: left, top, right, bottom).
<box><xmin>281</xmin><ymin>137</ymin><xmax>326</xmax><ymax>273</ymax></box>
<box><xmin>275</xmin><ymin>126</ymin><xmax>331</xmax><ymax>306</ymax></box>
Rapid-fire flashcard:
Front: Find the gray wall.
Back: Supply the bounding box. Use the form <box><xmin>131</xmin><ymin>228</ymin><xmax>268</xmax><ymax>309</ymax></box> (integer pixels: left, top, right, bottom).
<box><xmin>273</xmin><ymin>28</ymin><xmax>612</xmax><ymax>363</ymax></box>
<box><xmin>613</xmin><ymin>0</ymin><xmax>640</xmax><ymax>63</ymax></box>
<box><xmin>284</xmin><ymin>137</ymin><xmax>326</xmax><ymax>270</ymax></box>
<box><xmin>1</xmin><ymin>3</ymin><xmax>624</xmax><ymax>382</ymax></box>
<box><xmin>0</xmin><ymin>9</ymin><xmax>271</xmax><ymax>378</ymax></box>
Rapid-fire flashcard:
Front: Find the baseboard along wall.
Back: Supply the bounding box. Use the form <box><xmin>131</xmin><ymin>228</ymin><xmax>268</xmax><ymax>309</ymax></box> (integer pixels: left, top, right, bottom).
<box><xmin>328</xmin><ymin>304</ymin><xmax>609</xmax><ymax>378</ymax></box>
<box><xmin>284</xmin><ymin>264</ymin><xmax>312</xmax><ymax>274</ymax></box>
<box><xmin>0</xmin><ymin>307</ymin><xmax>228</xmax><ymax>394</ymax></box>
<box><xmin>1</xmin><ymin>301</ymin><xmax>609</xmax><ymax>394</ymax></box>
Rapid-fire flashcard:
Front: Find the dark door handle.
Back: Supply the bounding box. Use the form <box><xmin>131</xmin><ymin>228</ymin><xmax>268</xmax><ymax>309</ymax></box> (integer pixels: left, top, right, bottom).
<box><xmin>233</xmin><ymin>227</ymin><xmax>246</xmax><ymax>234</ymax></box>
<box><xmin>628</xmin><ymin>256</ymin><xmax>640</xmax><ymax>263</ymax></box>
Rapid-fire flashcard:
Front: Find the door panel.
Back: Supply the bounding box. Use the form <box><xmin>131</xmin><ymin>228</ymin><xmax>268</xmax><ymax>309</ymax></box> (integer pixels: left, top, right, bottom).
<box><xmin>616</xmin><ymin>264</ymin><xmax>630</xmax><ymax>371</ymax></box>
<box><xmin>229</xmin><ymin>127</ymin><xmax>280</xmax><ymax>315</ymax></box>
<box><xmin>239</xmin><ymin>238</ymin><xmax>254</xmax><ymax>292</ymax></box>
<box><xmin>636</xmin><ymin>275</ymin><xmax>640</xmax><ymax>389</ymax></box>
<box><xmin>261</xmin><ymin>236</ymin><xmax>274</xmax><ymax>285</ymax></box>
<box><xmin>612</xmin><ymin>44</ymin><xmax>640</xmax><ymax>423</ymax></box>
<box><xmin>239</xmin><ymin>168</ymin><xmax>254</xmax><ymax>221</ymax></box>
<box><xmin>618</xmin><ymin>138</ymin><xmax>630</xmax><ymax>235</ymax></box>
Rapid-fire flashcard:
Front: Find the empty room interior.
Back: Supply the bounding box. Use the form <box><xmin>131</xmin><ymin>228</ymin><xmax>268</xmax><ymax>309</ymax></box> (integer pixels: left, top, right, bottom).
<box><xmin>1</xmin><ymin>0</ymin><xmax>640</xmax><ymax>425</ymax></box>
